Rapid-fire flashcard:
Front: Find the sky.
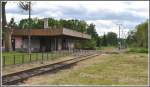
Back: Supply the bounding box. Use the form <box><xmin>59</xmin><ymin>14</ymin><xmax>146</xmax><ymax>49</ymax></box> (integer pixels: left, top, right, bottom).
<box><xmin>5</xmin><ymin>1</ymin><xmax>149</xmax><ymax>37</ymax></box>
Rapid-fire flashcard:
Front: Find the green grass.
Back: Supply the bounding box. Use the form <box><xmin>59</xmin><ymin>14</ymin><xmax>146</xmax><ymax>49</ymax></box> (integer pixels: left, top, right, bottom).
<box><xmin>97</xmin><ymin>46</ymin><xmax>117</xmax><ymax>52</ymax></box>
<box><xmin>36</xmin><ymin>52</ymin><xmax>148</xmax><ymax>85</ymax></box>
<box><xmin>127</xmin><ymin>47</ymin><xmax>148</xmax><ymax>53</ymax></box>
<box><xmin>2</xmin><ymin>51</ymin><xmax>70</xmax><ymax>66</ymax></box>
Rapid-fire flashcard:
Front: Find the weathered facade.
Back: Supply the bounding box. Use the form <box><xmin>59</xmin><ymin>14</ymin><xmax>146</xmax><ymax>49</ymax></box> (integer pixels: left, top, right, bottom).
<box><xmin>4</xmin><ymin>28</ymin><xmax>91</xmax><ymax>52</ymax></box>
<box><xmin>3</xmin><ymin>18</ymin><xmax>91</xmax><ymax>52</ymax></box>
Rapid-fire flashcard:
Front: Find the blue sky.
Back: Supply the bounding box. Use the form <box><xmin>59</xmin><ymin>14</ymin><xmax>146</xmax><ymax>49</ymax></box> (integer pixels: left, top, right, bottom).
<box><xmin>5</xmin><ymin>1</ymin><xmax>149</xmax><ymax>37</ymax></box>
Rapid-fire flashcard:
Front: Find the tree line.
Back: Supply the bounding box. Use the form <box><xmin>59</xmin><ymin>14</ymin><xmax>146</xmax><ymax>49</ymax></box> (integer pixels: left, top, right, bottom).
<box><xmin>126</xmin><ymin>20</ymin><xmax>148</xmax><ymax>48</ymax></box>
<box><xmin>5</xmin><ymin>17</ymin><xmax>149</xmax><ymax>49</ymax></box>
<box><xmin>6</xmin><ymin>17</ymin><xmax>119</xmax><ymax>49</ymax></box>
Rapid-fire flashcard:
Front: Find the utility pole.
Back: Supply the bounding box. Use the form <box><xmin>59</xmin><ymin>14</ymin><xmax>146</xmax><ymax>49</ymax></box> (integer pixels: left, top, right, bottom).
<box><xmin>116</xmin><ymin>24</ymin><xmax>122</xmax><ymax>50</ymax></box>
<box><xmin>122</xmin><ymin>25</ymin><xmax>127</xmax><ymax>49</ymax></box>
<box><xmin>28</xmin><ymin>1</ymin><xmax>31</xmax><ymax>54</ymax></box>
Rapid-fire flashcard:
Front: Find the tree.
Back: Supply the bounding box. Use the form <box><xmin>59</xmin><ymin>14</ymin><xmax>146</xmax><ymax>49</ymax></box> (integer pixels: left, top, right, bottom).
<box><xmin>32</xmin><ymin>18</ymin><xmax>44</xmax><ymax>29</ymax></box>
<box><xmin>87</xmin><ymin>23</ymin><xmax>98</xmax><ymax>39</ymax></box>
<box><xmin>2</xmin><ymin>2</ymin><xmax>7</xmax><ymax>29</ymax></box>
<box><xmin>106</xmin><ymin>32</ymin><xmax>118</xmax><ymax>46</ymax></box>
<box><xmin>102</xmin><ymin>34</ymin><xmax>107</xmax><ymax>46</ymax></box>
<box><xmin>82</xmin><ymin>39</ymin><xmax>96</xmax><ymax>50</ymax></box>
<box><xmin>135</xmin><ymin>20</ymin><xmax>148</xmax><ymax>48</ymax></box>
<box><xmin>19</xmin><ymin>18</ymin><xmax>44</xmax><ymax>29</ymax></box>
<box><xmin>8</xmin><ymin>18</ymin><xmax>17</xmax><ymax>28</ymax></box>
<box><xmin>126</xmin><ymin>30</ymin><xmax>137</xmax><ymax>46</ymax></box>
<box><xmin>96</xmin><ymin>36</ymin><xmax>102</xmax><ymax>47</ymax></box>
<box><xmin>126</xmin><ymin>20</ymin><xmax>148</xmax><ymax>48</ymax></box>
<box><xmin>19</xmin><ymin>19</ymin><xmax>29</xmax><ymax>29</ymax></box>
<box><xmin>47</xmin><ymin>18</ymin><xmax>61</xmax><ymax>28</ymax></box>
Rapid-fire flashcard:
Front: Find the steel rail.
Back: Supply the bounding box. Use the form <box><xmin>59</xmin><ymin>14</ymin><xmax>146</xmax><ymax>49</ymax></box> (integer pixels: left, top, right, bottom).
<box><xmin>2</xmin><ymin>53</ymin><xmax>100</xmax><ymax>85</ymax></box>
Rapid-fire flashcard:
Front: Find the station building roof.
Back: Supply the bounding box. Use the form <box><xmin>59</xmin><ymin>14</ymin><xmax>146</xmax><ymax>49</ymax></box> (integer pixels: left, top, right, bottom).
<box><xmin>11</xmin><ymin>28</ymin><xmax>91</xmax><ymax>39</ymax></box>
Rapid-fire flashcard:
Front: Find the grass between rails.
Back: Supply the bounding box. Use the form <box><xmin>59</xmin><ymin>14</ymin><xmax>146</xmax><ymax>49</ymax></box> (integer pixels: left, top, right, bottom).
<box><xmin>24</xmin><ymin>52</ymin><xmax>148</xmax><ymax>85</ymax></box>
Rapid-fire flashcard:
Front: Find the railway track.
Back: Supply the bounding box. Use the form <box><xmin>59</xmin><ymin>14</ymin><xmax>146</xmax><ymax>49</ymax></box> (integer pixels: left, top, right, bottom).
<box><xmin>2</xmin><ymin>52</ymin><xmax>100</xmax><ymax>85</ymax></box>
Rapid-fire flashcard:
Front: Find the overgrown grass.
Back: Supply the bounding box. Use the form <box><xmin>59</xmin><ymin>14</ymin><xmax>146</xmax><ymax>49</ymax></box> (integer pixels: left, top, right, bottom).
<box><xmin>96</xmin><ymin>46</ymin><xmax>117</xmax><ymax>52</ymax></box>
<box><xmin>30</xmin><ymin>53</ymin><xmax>148</xmax><ymax>85</ymax></box>
<box><xmin>97</xmin><ymin>46</ymin><xmax>148</xmax><ymax>53</ymax></box>
<box><xmin>2</xmin><ymin>51</ymin><xmax>70</xmax><ymax>66</ymax></box>
<box><xmin>127</xmin><ymin>47</ymin><xmax>148</xmax><ymax>53</ymax></box>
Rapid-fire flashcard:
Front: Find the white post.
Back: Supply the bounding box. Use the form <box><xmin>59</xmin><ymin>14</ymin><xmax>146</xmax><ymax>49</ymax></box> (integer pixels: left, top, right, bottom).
<box><xmin>44</xmin><ymin>18</ymin><xmax>49</xmax><ymax>29</ymax></box>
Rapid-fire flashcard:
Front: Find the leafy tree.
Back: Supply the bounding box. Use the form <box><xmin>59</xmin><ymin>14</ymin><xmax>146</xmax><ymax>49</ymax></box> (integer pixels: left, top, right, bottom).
<box><xmin>79</xmin><ymin>39</ymin><xmax>96</xmax><ymax>50</ymax></box>
<box><xmin>77</xmin><ymin>20</ymin><xmax>87</xmax><ymax>33</ymax></box>
<box><xmin>19</xmin><ymin>18</ymin><xmax>44</xmax><ymax>29</ymax></box>
<box><xmin>87</xmin><ymin>23</ymin><xmax>98</xmax><ymax>39</ymax></box>
<box><xmin>127</xmin><ymin>20</ymin><xmax>148</xmax><ymax>48</ymax></box>
<box><xmin>17</xmin><ymin>17</ymin><xmax>101</xmax><ymax>49</ymax></box>
<box><xmin>19</xmin><ymin>19</ymin><xmax>29</xmax><ymax>29</ymax></box>
<box><xmin>135</xmin><ymin>20</ymin><xmax>148</xmax><ymax>48</ymax></box>
<box><xmin>86</xmin><ymin>39</ymin><xmax>97</xmax><ymax>49</ymax></box>
<box><xmin>101</xmin><ymin>34</ymin><xmax>107</xmax><ymax>46</ymax></box>
<box><xmin>106</xmin><ymin>32</ymin><xmax>118</xmax><ymax>46</ymax></box>
<box><xmin>29</xmin><ymin>18</ymin><xmax>43</xmax><ymax>29</ymax></box>
<box><xmin>126</xmin><ymin>30</ymin><xmax>137</xmax><ymax>46</ymax></box>
<box><xmin>48</xmin><ymin>18</ymin><xmax>59</xmax><ymax>28</ymax></box>
<box><xmin>96</xmin><ymin>36</ymin><xmax>102</xmax><ymax>47</ymax></box>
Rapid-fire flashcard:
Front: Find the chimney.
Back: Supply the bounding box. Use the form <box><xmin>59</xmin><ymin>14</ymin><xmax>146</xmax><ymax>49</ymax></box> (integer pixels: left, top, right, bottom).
<box><xmin>44</xmin><ymin>18</ymin><xmax>49</xmax><ymax>29</ymax></box>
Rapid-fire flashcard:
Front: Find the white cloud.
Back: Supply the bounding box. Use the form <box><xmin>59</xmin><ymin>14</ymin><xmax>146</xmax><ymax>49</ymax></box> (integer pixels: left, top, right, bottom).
<box><xmin>5</xmin><ymin>1</ymin><xmax>149</xmax><ymax>37</ymax></box>
<box><xmin>87</xmin><ymin>20</ymin><xmax>134</xmax><ymax>38</ymax></box>
<box><xmin>87</xmin><ymin>20</ymin><xmax>117</xmax><ymax>35</ymax></box>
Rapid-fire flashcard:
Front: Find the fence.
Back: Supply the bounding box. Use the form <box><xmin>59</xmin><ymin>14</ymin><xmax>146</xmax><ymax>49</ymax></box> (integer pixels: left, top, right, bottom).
<box><xmin>2</xmin><ymin>50</ymin><xmax>98</xmax><ymax>67</ymax></box>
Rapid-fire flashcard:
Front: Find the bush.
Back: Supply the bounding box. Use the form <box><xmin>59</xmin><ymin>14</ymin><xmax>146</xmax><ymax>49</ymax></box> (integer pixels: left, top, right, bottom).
<box><xmin>82</xmin><ymin>39</ymin><xmax>97</xmax><ymax>50</ymax></box>
<box><xmin>75</xmin><ymin>39</ymin><xmax>97</xmax><ymax>50</ymax></box>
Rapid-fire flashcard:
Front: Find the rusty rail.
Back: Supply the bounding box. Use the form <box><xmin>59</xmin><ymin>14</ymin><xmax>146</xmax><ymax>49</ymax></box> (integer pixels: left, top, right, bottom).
<box><xmin>2</xmin><ymin>52</ymin><xmax>100</xmax><ymax>85</ymax></box>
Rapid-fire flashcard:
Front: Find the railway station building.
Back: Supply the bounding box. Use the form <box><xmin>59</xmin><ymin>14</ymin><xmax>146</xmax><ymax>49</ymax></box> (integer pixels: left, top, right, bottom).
<box><xmin>3</xmin><ymin>18</ymin><xmax>91</xmax><ymax>52</ymax></box>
